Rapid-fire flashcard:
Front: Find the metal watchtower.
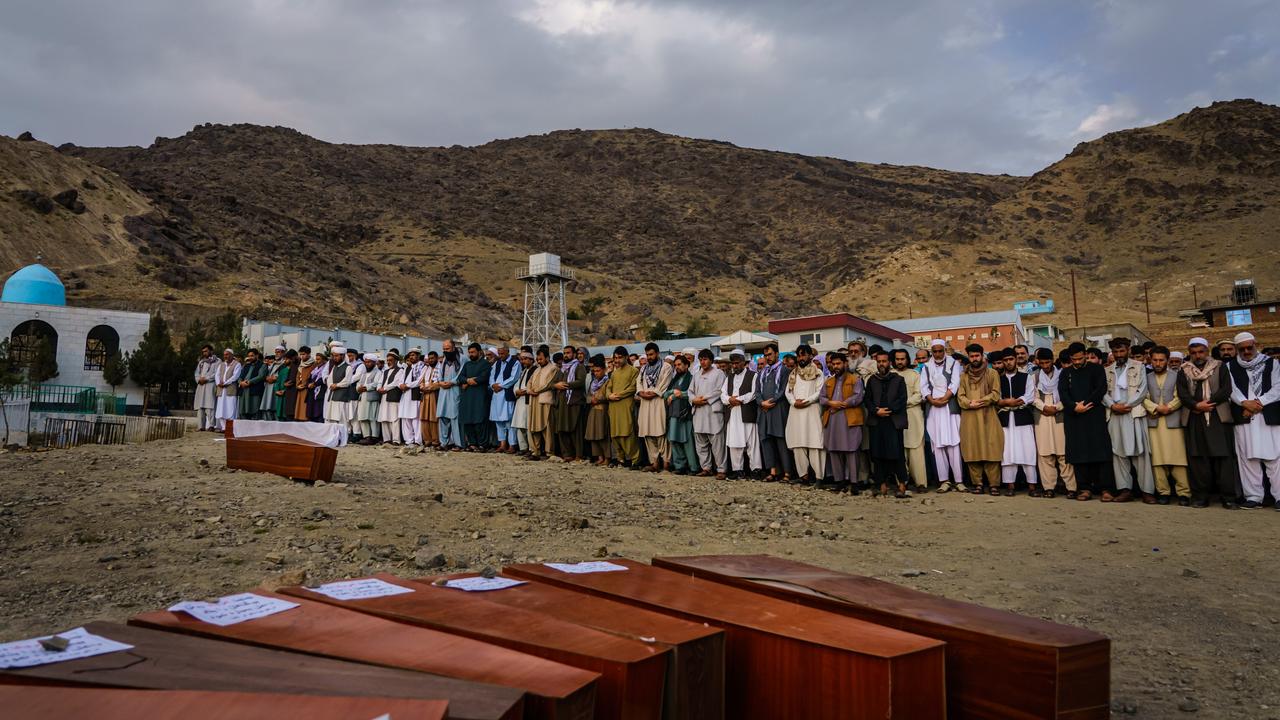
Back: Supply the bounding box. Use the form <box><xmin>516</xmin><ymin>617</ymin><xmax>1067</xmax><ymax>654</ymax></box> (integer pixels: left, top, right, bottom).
<box><xmin>517</xmin><ymin>253</ymin><xmax>573</xmax><ymax>347</ymax></box>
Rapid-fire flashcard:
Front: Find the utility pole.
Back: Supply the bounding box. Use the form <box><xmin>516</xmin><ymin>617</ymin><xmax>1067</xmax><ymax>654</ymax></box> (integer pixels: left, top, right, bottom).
<box><xmin>1143</xmin><ymin>281</ymin><xmax>1151</xmax><ymax>325</ymax></box>
<box><xmin>973</xmin><ymin>294</ymin><xmax>978</xmax><ymax>313</ymax></box>
<box><xmin>1192</xmin><ymin>283</ymin><xmax>1198</xmax><ymax>308</ymax></box>
<box><xmin>1070</xmin><ymin>270</ymin><xmax>1079</xmax><ymax>327</ymax></box>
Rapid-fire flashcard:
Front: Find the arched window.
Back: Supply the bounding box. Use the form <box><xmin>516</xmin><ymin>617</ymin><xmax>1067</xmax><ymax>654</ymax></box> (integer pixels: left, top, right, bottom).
<box><xmin>9</xmin><ymin>319</ymin><xmax>58</xmax><ymax>369</ymax></box>
<box><xmin>84</xmin><ymin>325</ymin><xmax>120</xmax><ymax>371</ymax></box>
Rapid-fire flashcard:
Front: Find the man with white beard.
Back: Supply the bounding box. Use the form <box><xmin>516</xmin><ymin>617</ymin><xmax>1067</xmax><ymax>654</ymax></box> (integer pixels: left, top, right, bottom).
<box><xmin>1227</xmin><ymin>331</ymin><xmax>1280</xmax><ymax>510</ymax></box>
<box><xmin>920</xmin><ymin>339</ymin><xmax>964</xmax><ymax>491</ymax></box>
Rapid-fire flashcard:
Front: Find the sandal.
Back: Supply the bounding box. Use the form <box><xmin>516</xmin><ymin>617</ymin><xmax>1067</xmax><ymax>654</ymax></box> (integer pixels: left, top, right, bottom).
<box><xmin>1077</xmin><ymin>490</ymin><xmax>1092</xmax><ymax>501</ymax></box>
<box><xmin>1100</xmin><ymin>491</ymin><xmax>1114</xmax><ymax>503</ymax></box>
<box><xmin>895</xmin><ymin>485</ymin><xmax>907</xmax><ymax>499</ymax></box>
<box><xmin>1029</xmin><ymin>486</ymin><xmax>1044</xmax><ymax>498</ymax></box>
<box><xmin>936</xmin><ymin>482</ymin><xmax>953</xmax><ymax>493</ymax></box>
<box><xmin>1065</xmin><ymin>490</ymin><xmax>1077</xmax><ymax>500</ymax></box>
<box><xmin>1043</xmin><ymin>490</ymin><xmax>1055</xmax><ymax>499</ymax></box>
<box><xmin>988</xmin><ymin>486</ymin><xmax>1000</xmax><ymax>496</ymax></box>
<box><xmin>1003</xmin><ymin>486</ymin><xmax>1014</xmax><ymax>497</ymax></box>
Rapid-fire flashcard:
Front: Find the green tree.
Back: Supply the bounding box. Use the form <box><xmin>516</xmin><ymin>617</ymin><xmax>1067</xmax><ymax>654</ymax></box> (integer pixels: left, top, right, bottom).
<box><xmin>102</xmin><ymin>350</ymin><xmax>129</xmax><ymax>396</ymax></box>
<box><xmin>0</xmin><ymin>339</ymin><xmax>27</xmax><ymax>446</ymax></box>
<box><xmin>684</xmin><ymin>315</ymin><xmax>714</xmax><ymax>338</ymax></box>
<box><xmin>128</xmin><ymin>315</ymin><xmax>180</xmax><ymax>414</ymax></box>
<box><xmin>645</xmin><ymin>318</ymin><xmax>669</xmax><ymax>341</ymax></box>
<box><xmin>579</xmin><ymin>296</ymin><xmax>610</xmax><ymax>335</ymax></box>
<box><xmin>27</xmin><ymin>336</ymin><xmax>59</xmax><ymax>382</ymax></box>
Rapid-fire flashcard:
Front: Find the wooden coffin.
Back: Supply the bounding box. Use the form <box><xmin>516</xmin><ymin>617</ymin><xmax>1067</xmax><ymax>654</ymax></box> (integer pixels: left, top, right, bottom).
<box><xmin>652</xmin><ymin>554</ymin><xmax>1110</xmax><ymax>720</ymax></box>
<box><xmin>504</xmin><ymin>560</ymin><xmax>947</xmax><ymax>720</ymax></box>
<box><xmin>0</xmin><ymin>621</ymin><xmax>524</xmax><ymax>720</ymax></box>
<box><xmin>225</xmin><ymin>428</ymin><xmax>337</xmax><ymax>482</ymax></box>
<box><xmin>281</xmin><ymin>574</ymin><xmax>669</xmax><ymax>720</ymax></box>
<box><xmin>0</xmin><ymin>686</ymin><xmax>449</xmax><ymax>720</ymax></box>
<box><xmin>131</xmin><ymin>588</ymin><xmax>598</xmax><ymax>720</ymax></box>
<box><xmin>422</xmin><ymin>572</ymin><xmax>724</xmax><ymax>720</ymax></box>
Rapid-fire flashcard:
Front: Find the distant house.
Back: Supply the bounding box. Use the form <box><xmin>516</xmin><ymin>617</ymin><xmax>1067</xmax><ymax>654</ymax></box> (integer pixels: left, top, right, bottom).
<box><xmin>878</xmin><ymin>309</ymin><xmax>1044</xmax><ymax>351</ymax></box>
<box><xmin>767</xmin><ymin>313</ymin><xmax>913</xmax><ymax>354</ymax></box>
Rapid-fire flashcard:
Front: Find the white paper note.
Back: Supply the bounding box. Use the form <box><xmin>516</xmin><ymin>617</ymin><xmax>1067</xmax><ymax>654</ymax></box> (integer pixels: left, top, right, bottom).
<box><xmin>443</xmin><ymin>576</ymin><xmax>527</xmax><ymax>592</ymax></box>
<box><xmin>0</xmin><ymin>627</ymin><xmax>134</xmax><ymax>669</ymax></box>
<box><xmin>309</xmin><ymin>578</ymin><xmax>415</xmax><ymax>601</ymax></box>
<box><xmin>168</xmin><ymin>593</ymin><xmax>299</xmax><ymax>626</ymax></box>
<box><xmin>544</xmin><ymin>561</ymin><xmax>629</xmax><ymax>574</ymax></box>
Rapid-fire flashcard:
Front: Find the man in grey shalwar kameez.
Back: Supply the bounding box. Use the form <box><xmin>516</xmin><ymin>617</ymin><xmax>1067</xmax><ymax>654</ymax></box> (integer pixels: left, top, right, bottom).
<box><xmin>1103</xmin><ymin>337</ymin><xmax>1155</xmax><ymax>502</ymax></box>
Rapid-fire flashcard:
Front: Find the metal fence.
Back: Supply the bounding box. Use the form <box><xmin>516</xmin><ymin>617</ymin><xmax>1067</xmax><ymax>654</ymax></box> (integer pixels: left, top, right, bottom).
<box><xmin>13</xmin><ymin>384</ymin><xmax>98</xmax><ymax>413</ymax></box>
<box><xmin>41</xmin><ymin>417</ymin><xmax>127</xmax><ymax>449</ymax></box>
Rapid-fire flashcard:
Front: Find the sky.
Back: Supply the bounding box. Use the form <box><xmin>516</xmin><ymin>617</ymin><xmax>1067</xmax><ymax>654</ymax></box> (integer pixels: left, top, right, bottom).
<box><xmin>2</xmin><ymin>0</ymin><xmax>1277</xmax><ymax>174</ymax></box>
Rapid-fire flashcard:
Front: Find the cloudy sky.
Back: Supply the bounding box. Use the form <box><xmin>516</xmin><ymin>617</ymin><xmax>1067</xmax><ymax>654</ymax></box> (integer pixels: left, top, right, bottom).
<box><xmin>2</xmin><ymin>0</ymin><xmax>1277</xmax><ymax>174</ymax></box>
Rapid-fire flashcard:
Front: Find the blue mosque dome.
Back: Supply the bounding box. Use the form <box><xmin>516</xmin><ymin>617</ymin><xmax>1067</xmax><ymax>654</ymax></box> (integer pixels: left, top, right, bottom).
<box><xmin>1</xmin><ymin>264</ymin><xmax>66</xmax><ymax>306</ymax></box>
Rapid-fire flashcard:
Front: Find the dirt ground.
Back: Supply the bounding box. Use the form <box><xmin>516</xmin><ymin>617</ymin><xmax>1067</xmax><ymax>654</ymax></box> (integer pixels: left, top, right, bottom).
<box><xmin>1</xmin><ymin>432</ymin><xmax>1277</xmax><ymax>719</ymax></box>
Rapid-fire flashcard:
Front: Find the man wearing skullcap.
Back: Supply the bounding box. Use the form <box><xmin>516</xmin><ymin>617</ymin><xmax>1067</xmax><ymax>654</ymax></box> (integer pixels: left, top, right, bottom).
<box><xmin>722</xmin><ymin>348</ymin><xmax>762</xmax><ymax>479</ymax></box>
<box><xmin>1168</xmin><ymin>350</ymin><xmax>1184</xmax><ymax>372</ymax></box>
<box><xmin>1215</xmin><ymin>338</ymin><xmax>1236</xmax><ymax>362</ymax></box>
<box><xmin>192</xmin><ymin>344</ymin><xmax>220</xmax><ymax>431</ymax></box>
<box><xmin>376</xmin><ymin>350</ymin><xmax>404</xmax><ymax>444</ymax></box>
<box><xmin>323</xmin><ymin>344</ymin><xmax>354</xmax><ymax>427</ymax></box>
<box><xmin>353</xmin><ymin>352</ymin><xmax>383</xmax><ymax>444</ymax></box>
<box><xmin>509</xmin><ymin>349</ymin><xmax>536</xmax><ymax>454</ymax></box>
<box><xmin>958</xmin><ymin>345</ymin><xmax>1003</xmax><ymax>494</ymax></box>
<box><xmin>214</xmin><ymin>348</ymin><xmax>241</xmax><ymax>432</ymax></box>
<box><xmin>1142</xmin><ymin>346</ymin><xmax>1190</xmax><ymax>504</ymax></box>
<box><xmin>436</xmin><ymin>340</ymin><xmax>464</xmax><ymax>450</ymax></box>
<box><xmin>1226</xmin><ymin>332</ymin><xmax>1280</xmax><ymax>509</ymax></box>
<box><xmin>1103</xmin><ymin>336</ymin><xmax>1155</xmax><ymax>502</ymax></box>
<box><xmin>920</xmin><ymin>339</ymin><xmax>965</xmax><ymax>491</ymax></box>
<box><xmin>419</xmin><ymin>351</ymin><xmax>441</xmax><ymax>448</ymax></box>
<box><xmin>786</xmin><ymin>344</ymin><xmax>825</xmax><ymax>484</ymax></box>
<box><xmin>291</xmin><ymin>346</ymin><xmax>314</xmax><ymax>421</ymax></box>
<box><xmin>488</xmin><ymin>346</ymin><xmax>520</xmax><ymax>453</ymax></box>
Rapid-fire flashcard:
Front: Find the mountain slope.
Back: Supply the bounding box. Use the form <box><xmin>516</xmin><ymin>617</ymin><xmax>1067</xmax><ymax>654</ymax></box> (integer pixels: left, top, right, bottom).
<box><xmin>2</xmin><ymin>98</ymin><xmax>1274</xmax><ymax>340</ymax></box>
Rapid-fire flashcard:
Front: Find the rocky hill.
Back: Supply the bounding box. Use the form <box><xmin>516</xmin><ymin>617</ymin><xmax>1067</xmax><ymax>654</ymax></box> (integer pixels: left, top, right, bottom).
<box><xmin>3</xmin><ymin>98</ymin><xmax>1276</xmax><ymax>340</ymax></box>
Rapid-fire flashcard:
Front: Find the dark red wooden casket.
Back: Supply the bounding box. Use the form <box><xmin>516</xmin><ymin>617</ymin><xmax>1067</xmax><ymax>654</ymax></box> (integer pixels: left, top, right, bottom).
<box><xmin>224</xmin><ymin>421</ymin><xmax>337</xmax><ymax>482</ymax></box>
<box><xmin>131</xmin><ymin>588</ymin><xmax>598</xmax><ymax>720</ymax></box>
<box><xmin>503</xmin><ymin>559</ymin><xmax>947</xmax><ymax>720</ymax></box>
<box><xmin>280</xmin><ymin>574</ymin><xmax>668</xmax><ymax>720</ymax></box>
<box><xmin>652</xmin><ymin>554</ymin><xmax>1110</xmax><ymax>720</ymax></box>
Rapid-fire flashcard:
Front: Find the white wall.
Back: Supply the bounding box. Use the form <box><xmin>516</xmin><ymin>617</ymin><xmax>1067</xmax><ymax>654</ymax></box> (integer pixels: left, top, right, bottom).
<box><xmin>0</xmin><ymin>301</ymin><xmax>150</xmax><ymax>404</ymax></box>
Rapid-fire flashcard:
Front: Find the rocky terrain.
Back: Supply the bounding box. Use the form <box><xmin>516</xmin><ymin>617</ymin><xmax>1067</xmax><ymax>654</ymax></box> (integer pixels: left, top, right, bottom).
<box><xmin>2</xmin><ymin>434</ymin><xmax>1279</xmax><ymax>719</ymax></box>
<box><xmin>2</xmin><ymin>99</ymin><xmax>1278</xmax><ymax>339</ymax></box>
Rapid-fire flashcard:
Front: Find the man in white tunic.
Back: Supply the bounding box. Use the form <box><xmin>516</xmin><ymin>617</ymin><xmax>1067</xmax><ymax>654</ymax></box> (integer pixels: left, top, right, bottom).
<box><xmin>213</xmin><ymin>348</ymin><xmax>241</xmax><ymax>432</ymax></box>
<box><xmin>689</xmin><ymin>349</ymin><xmax>727</xmax><ymax>479</ymax></box>
<box><xmin>376</xmin><ymin>350</ymin><xmax>405</xmax><ymax>444</ymax></box>
<box><xmin>324</xmin><ymin>345</ymin><xmax>355</xmax><ymax>425</ymax></box>
<box><xmin>193</xmin><ymin>344</ymin><xmax>219</xmax><ymax>431</ymax></box>
<box><xmin>355</xmin><ymin>352</ymin><xmax>384</xmax><ymax>445</ymax></box>
<box><xmin>785</xmin><ymin>344</ymin><xmax>826</xmax><ymax>482</ymax></box>
<box><xmin>1103</xmin><ymin>337</ymin><xmax>1155</xmax><ymax>502</ymax></box>
<box><xmin>342</xmin><ymin>348</ymin><xmax>361</xmax><ymax>438</ymax></box>
<box><xmin>510</xmin><ymin>350</ymin><xmax>535</xmax><ymax>454</ymax></box>
<box><xmin>996</xmin><ymin>348</ymin><xmax>1038</xmax><ymax>493</ymax></box>
<box><xmin>1227</xmin><ymin>332</ymin><xmax>1280</xmax><ymax>509</ymax></box>
<box><xmin>920</xmin><ymin>340</ymin><xmax>964</xmax><ymax>491</ymax></box>
<box><xmin>721</xmin><ymin>348</ymin><xmax>761</xmax><ymax>478</ymax></box>
<box><xmin>399</xmin><ymin>348</ymin><xmax>425</xmax><ymax>447</ymax></box>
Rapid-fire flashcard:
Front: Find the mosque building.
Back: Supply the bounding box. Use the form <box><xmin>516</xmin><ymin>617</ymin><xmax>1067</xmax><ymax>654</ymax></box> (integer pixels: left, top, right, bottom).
<box><xmin>1</xmin><ymin>262</ymin><xmax>150</xmax><ymax>405</ymax></box>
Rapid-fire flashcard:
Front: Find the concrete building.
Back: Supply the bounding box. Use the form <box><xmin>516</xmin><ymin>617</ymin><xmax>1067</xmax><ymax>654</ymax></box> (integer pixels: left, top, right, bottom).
<box><xmin>767</xmin><ymin>313</ymin><xmax>913</xmax><ymax>354</ymax></box>
<box><xmin>1</xmin><ymin>264</ymin><xmax>149</xmax><ymax>405</ymax></box>
<box><xmin>1058</xmin><ymin>323</ymin><xmax>1153</xmax><ymax>349</ymax></box>
<box><xmin>244</xmin><ymin>320</ymin><xmax>447</xmax><ymax>356</ymax></box>
<box><xmin>878</xmin><ymin>309</ymin><xmax>1045</xmax><ymax>352</ymax></box>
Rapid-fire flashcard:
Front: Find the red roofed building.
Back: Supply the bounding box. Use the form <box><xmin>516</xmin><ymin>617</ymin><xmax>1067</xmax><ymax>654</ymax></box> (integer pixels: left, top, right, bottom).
<box><xmin>767</xmin><ymin>313</ymin><xmax>914</xmax><ymax>354</ymax></box>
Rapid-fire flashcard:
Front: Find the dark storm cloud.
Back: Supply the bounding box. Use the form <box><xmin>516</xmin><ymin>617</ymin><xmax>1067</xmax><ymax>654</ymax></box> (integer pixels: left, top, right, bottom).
<box><xmin>1</xmin><ymin>0</ymin><xmax>1276</xmax><ymax>174</ymax></box>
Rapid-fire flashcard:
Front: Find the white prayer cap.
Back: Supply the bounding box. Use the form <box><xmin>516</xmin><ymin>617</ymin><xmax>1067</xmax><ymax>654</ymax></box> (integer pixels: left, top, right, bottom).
<box><xmin>730</xmin><ymin>347</ymin><xmax>746</xmax><ymax>360</ymax></box>
<box><xmin>519</xmin><ymin>350</ymin><xmax>533</xmax><ymax>359</ymax></box>
<box><xmin>408</xmin><ymin>346</ymin><xmax>423</xmax><ymax>355</ymax></box>
<box><xmin>330</xmin><ymin>345</ymin><xmax>346</xmax><ymax>355</ymax></box>
<box><xmin>485</xmin><ymin>346</ymin><xmax>498</xmax><ymax>356</ymax></box>
<box><xmin>365</xmin><ymin>352</ymin><xmax>382</xmax><ymax>362</ymax></box>
<box><xmin>223</xmin><ymin>347</ymin><xmax>235</xmax><ymax>355</ymax></box>
<box><xmin>681</xmin><ymin>347</ymin><xmax>697</xmax><ymax>356</ymax></box>
<box><xmin>1234</xmin><ymin>331</ymin><xmax>1256</xmax><ymax>344</ymax></box>
<box><xmin>930</xmin><ymin>339</ymin><xmax>946</xmax><ymax>349</ymax></box>
<box><xmin>1169</xmin><ymin>351</ymin><xmax>1184</xmax><ymax>360</ymax></box>
<box><xmin>274</xmin><ymin>345</ymin><xmax>285</xmax><ymax>352</ymax></box>
<box><xmin>664</xmin><ymin>354</ymin><xmax>675</xmax><ymax>362</ymax></box>
<box><xmin>1188</xmin><ymin>337</ymin><xmax>1209</xmax><ymax>348</ymax></box>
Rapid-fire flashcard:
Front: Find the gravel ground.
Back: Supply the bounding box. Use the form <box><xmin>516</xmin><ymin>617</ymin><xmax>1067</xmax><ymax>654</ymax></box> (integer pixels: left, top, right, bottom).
<box><xmin>1</xmin><ymin>432</ymin><xmax>1278</xmax><ymax>719</ymax></box>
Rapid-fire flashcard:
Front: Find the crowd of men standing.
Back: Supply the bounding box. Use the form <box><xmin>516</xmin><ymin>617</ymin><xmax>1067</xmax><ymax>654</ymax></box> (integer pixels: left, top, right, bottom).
<box><xmin>191</xmin><ymin>331</ymin><xmax>1280</xmax><ymax>509</ymax></box>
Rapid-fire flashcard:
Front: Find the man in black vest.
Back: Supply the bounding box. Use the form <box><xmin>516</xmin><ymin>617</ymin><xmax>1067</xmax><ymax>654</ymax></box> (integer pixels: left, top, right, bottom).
<box><xmin>722</xmin><ymin>349</ymin><xmax>761</xmax><ymax>479</ymax></box>
<box><xmin>1227</xmin><ymin>331</ymin><xmax>1280</xmax><ymax>509</ymax></box>
<box><xmin>1176</xmin><ymin>336</ymin><xmax>1238</xmax><ymax>508</ymax></box>
<box><xmin>1060</xmin><ymin>342</ymin><xmax>1112</xmax><ymax>501</ymax></box>
<box><xmin>864</xmin><ymin>348</ymin><xmax>909</xmax><ymax>497</ymax></box>
<box><xmin>997</xmin><ymin>347</ymin><xmax>1038</xmax><ymax>497</ymax></box>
